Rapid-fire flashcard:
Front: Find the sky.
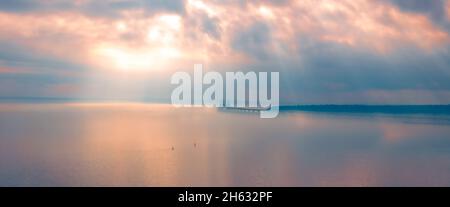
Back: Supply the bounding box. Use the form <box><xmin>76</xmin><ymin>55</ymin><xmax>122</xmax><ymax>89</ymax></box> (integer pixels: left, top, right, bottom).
<box><xmin>0</xmin><ymin>0</ymin><xmax>450</xmax><ymax>104</ymax></box>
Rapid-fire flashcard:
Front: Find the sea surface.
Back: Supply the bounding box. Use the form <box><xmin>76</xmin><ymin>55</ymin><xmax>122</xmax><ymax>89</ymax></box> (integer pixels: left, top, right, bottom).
<box><xmin>0</xmin><ymin>103</ymin><xmax>450</xmax><ymax>186</ymax></box>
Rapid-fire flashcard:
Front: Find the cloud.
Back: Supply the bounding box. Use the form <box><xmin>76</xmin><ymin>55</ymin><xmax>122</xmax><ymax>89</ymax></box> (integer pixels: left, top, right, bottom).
<box><xmin>0</xmin><ymin>0</ymin><xmax>71</xmax><ymax>13</ymax></box>
<box><xmin>199</xmin><ymin>14</ymin><xmax>221</xmax><ymax>39</ymax></box>
<box><xmin>0</xmin><ymin>0</ymin><xmax>450</xmax><ymax>103</ymax></box>
<box><xmin>235</xmin><ymin>33</ymin><xmax>450</xmax><ymax>104</ymax></box>
<box><xmin>80</xmin><ymin>0</ymin><xmax>186</xmax><ymax>18</ymax></box>
<box><xmin>0</xmin><ymin>0</ymin><xmax>185</xmax><ymax>17</ymax></box>
<box><xmin>386</xmin><ymin>0</ymin><xmax>446</xmax><ymax>21</ymax></box>
<box><xmin>386</xmin><ymin>0</ymin><xmax>450</xmax><ymax>31</ymax></box>
<box><xmin>0</xmin><ymin>41</ymin><xmax>87</xmax><ymax>71</ymax></box>
<box><xmin>231</xmin><ymin>22</ymin><xmax>272</xmax><ymax>60</ymax></box>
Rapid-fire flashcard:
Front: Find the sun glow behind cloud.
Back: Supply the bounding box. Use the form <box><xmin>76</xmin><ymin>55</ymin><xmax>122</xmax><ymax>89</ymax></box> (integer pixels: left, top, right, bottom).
<box><xmin>92</xmin><ymin>14</ymin><xmax>184</xmax><ymax>71</ymax></box>
<box><xmin>1</xmin><ymin>0</ymin><xmax>447</xmax><ymax>70</ymax></box>
<box><xmin>0</xmin><ymin>0</ymin><xmax>450</xmax><ymax>103</ymax></box>
<box><xmin>92</xmin><ymin>46</ymin><xmax>180</xmax><ymax>71</ymax></box>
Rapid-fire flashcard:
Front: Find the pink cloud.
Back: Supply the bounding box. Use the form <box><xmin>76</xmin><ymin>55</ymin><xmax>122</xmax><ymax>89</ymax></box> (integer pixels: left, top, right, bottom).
<box><xmin>0</xmin><ymin>0</ymin><xmax>448</xmax><ymax>72</ymax></box>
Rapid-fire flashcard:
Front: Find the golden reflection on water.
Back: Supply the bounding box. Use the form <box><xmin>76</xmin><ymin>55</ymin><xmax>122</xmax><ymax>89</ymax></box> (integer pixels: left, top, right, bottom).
<box><xmin>1</xmin><ymin>103</ymin><xmax>450</xmax><ymax>186</ymax></box>
<box><xmin>76</xmin><ymin>104</ymin><xmax>232</xmax><ymax>186</ymax></box>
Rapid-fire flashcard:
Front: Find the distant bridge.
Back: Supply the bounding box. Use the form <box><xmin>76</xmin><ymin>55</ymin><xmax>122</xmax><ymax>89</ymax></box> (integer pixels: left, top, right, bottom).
<box><xmin>218</xmin><ymin>106</ymin><xmax>271</xmax><ymax>112</ymax></box>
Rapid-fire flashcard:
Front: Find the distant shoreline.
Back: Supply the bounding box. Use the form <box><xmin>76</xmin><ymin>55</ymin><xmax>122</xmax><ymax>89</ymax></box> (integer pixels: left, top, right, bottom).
<box><xmin>280</xmin><ymin>105</ymin><xmax>450</xmax><ymax>114</ymax></box>
<box><xmin>0</xmin><ymin>97</ymin><xmax>449</xmax><ymax>114</ymax></box>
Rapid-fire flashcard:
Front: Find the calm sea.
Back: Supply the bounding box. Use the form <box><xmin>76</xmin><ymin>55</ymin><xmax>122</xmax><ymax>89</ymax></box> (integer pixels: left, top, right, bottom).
<box><xmin>0</xmin><ymin>103</ymin><xmax>449</xmax><ymax>186</ymax></box>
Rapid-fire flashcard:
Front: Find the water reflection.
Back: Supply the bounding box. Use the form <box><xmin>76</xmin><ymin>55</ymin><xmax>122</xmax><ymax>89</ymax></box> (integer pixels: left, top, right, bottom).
<box><xmin>0</xmin><ymin>103</ymin><xmax>449</xmax><ymax>186</ymax></box>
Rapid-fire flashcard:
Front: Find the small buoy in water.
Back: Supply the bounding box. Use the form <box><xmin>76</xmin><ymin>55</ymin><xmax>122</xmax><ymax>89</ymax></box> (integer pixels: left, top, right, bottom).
<box><xmin>171</xmin><ymin>146</ymin><xmax>174</xmax><ymax>151</ymax></box>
